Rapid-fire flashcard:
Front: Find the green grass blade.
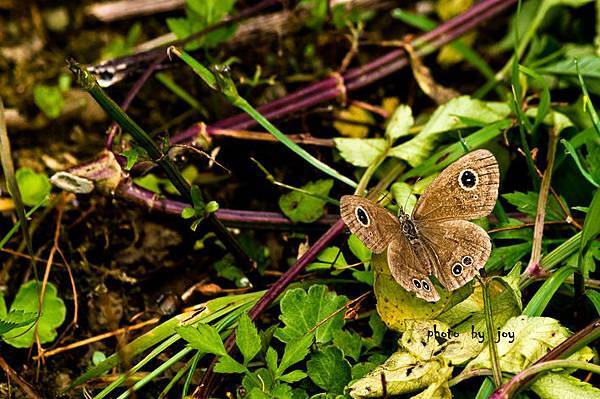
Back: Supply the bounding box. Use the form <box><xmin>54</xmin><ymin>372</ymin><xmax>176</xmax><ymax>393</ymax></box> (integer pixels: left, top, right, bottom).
<box><xmin>539</xmin><ymin>232</ymin><xmax>581</xmax><ymax>271</ymax></box>
<box><xmin>579</xmin><ymin>187</ymin><xmax>600</xmax><ymax>278</ymax></box>
<box><xmin>155</xmin><ymin>72</ymin><xmax>209</xmax><ymax>117</ymax></box>
<box><xmin>523</xmin><ymin>266</ymin><xmax>576</xmax><ymax>317</ymax></box>
<box><xmin>0</xmin><ymin>196</ymin><xmax>48</xmax><ymax>248</ymax></box>
<box><xmin>401</xmin><ymin>120</ymin><xmax>510</xmax><ymax>180</ymax></box>
<box><xmin>170</xmin><ymin>47</ymin><xmax>358</xmax><ymax>189</ymax></box>
<box><xmin>560</xmin><ymin>139</ymin><xmax>599</xmax><ymax>187</ymax></box>
<box><xmin>585</xmin><ymin>290</ymin><xmax>600</xmax><ymax>315</ymax></box>
<box><xmin>575</xmin><ymin>59</ymin><xmax>600</xmax><ymax>139</ymax></box>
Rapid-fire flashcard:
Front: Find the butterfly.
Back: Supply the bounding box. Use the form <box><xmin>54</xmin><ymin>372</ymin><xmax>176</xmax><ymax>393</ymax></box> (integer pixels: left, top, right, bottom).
<box><xmin>340</xmin><ymin>149</ymin><xmax>499</xmax><ymax>302</ymax></box>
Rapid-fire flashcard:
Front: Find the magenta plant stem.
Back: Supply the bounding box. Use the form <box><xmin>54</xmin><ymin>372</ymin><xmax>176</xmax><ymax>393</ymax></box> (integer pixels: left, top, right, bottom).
<box><xmin>193</xmin><ymin>219</ymin><xmax>347</xmax><ymax>398</ymax></box>
<box><xmin>171</xmin><ymin>0</ymin><xmax>517</xmax><ymax>144</ymax></box>
<box><xmin>490</xmin><ymin>318</ymin><xmax>600</xmax><ymax>399</ymax></box>
<box><xmin>119</xmin><ymin>179</ymin><xmax>338</xmax><ymax>226</ymax></box>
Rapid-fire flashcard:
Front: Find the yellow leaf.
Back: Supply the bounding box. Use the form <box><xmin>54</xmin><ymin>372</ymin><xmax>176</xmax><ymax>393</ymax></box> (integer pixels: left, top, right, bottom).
<box><xmin>333</xmin><ymin>105</ymin><xmax>374</xmax><ymax>138</ymax></box>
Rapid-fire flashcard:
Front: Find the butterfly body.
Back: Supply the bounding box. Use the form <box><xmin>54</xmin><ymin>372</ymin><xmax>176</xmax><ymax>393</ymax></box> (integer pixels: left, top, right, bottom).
<box><xmin>340</xmin><ymin>149</ymin><xmax>499</xmax><ymax>302</ymax></box>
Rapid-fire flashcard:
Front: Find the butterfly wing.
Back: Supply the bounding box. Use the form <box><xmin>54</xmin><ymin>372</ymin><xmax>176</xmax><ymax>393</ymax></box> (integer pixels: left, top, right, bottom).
<box><xmin>412</xmin><ymin>149</ymin><xmax>499</xmax><ymax>222</ymax></box>
<box><xmin>416</xmin><ymin>219</ymin><xmax>491</xmax><ymax>291</ymax></box>
<box><xmin>340</xmin><ymin>195</ymin><xmax>401</xmax><ymax>253</ymax></box>
<box><xmin>387</xmin><ymin>237</ymin><xmax>440</xmax><ymax>302</ymax></box>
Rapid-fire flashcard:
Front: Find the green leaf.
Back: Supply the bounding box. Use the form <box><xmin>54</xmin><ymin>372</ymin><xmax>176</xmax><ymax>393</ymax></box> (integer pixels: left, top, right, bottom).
<box><xmin>237</xmin><ymin>313</ymin><xmax>261</xmax><ymax>364</ymax></box>
<box><xmin>214</xmin><ymin>355</ymin><xmax>246</xmax><ymax>374</ymax></box>
<box><xmin>167</xmin><ymin>0</ymin><xmax>238</xmax><ymax>51</ymax></box>
<box><xmin>307</xmin><ymin>347</ymin><xmax>351</xmax><ymax>394</ymax></box>
<box><xmin>349</xmin><ymin>351</ymin><xmax>451</xmax><ymax>398</ymax></box>
<box><xmin>351</xmin><ymin>362</ymin><xmax>377</xmax><ymax>380</ymax></box>
<box><xmin>585</xmin><ymin>290</ymin><xmax>600</xmax><ymax>314</ymax></box>
<box><xmin>275</xmin><ymin>285</ymin><xmax>347</xmax><ymax>344</ymax></box>
<box><xmin>385</xmin><ymin>105</ymin><xmax>414</xmax><ymax>141</ymax></box>
<box><xmin>181</xmin><ymin>207</ymin><xmax>197</xmax><ymax>219</ymax></box>
<box><xmin>33</xmin><ymin>84</ymin><xmax>64</xmax><ymax>119</ymax></box>
<box><xmin>205</xmin><ymin>200</ymin><xmax>219</xmax><ymax>213</ymax></box>
<box><xmin>213</xmin><ymin>254</ymin><xmax>250</xmax><ymax>288</ymax></box>
<box><xmin>121</xmin><ymin>148</ymin><xmax>140</xmax><ymax>170</ymax></box>
<box><xmin>266</xmin><ymin>346</ymin><xmax>278</xmax><ymax>375</ymax></box>
<box><xmin>502</xmin><ymin>191</ymin><xmax>565</xmax><ymax>221</ymax></box>
<box><xmin>0</xmin><ymin>310</ymin><xmax>37</xmax><ymax>336</ymax></box>
<box><xmin>3</xmin><ymin>281</ymin><xmax>66</xmax><ymax>348</ymax></box>
<box><xmin>561</xmin><ymin>139</ymin><xmax>599</xmax><ymax>187</ymax></box>
<box><xmin>91</xmin><ymin>351</ymin><xmax>106</xmax><ymax>366</ymax></box>
<box><xmin>539</xmin><ymin>55</ymin><xmax>600</xmax><ymax>79</ymax></box>
<box><xmin>175</xmin><ymin>323</ymin><xmax>226</xmax><ymax>356</ymax></box>
<box><xmin>278</xmin><ymin>334</ymin><xmax>313</xmax><ymax>375</ymax></box>
<box><xmin>388</xmin><ymin>96</ymin><xmax>510</xmax><ymax>166</ymax></box>
<box><xmin>579</xmin><ymin>187</ymin><xmax>600</xmax><ymax>277</ymax></box>
<box><xmin>15</xmin><ymin>168</ymin><xmax>51</xmax><ymax>207</ymax></box>
<box><xmin>486</xmin><ymin>242</ymin><xmax>531</xmax><ymax>272</ymax></box>
<box><xmin>134</xmin><ymin>174</ymin><xmax>163</xmax><ymax>194</ymax></box>
<box><xmin>279</xmin><ymin>370</ymin><xmax>308</xmax><ymax>383</ymax></box>
<box><xmin>531</xmin><ymin>372</ymin><xmax>600</xmax><ymax>399</ymax></box>
<box><xmin>332</xmin><ymin>330</ymin><xmax>362</xmax><ymax>362</ymax></box>
<box><xmin>348</xmin><ymin>234</ymin><xmax>371</xmax><ymax>265</ymax></box>
<box><xmin>334</xmin><ymin>138</ymin><xmax>387</xmax><ymax>167</ymax></box>
<box><xmin>279</xmin><ymin>179</ymin><xmax>334</xmax><ymax>223</ymax></box>
<box><xmin>391</xmin><ymin>182</ymin><xmax>417</xmax><ymax>215</ymax></box>
<box><xmin>464</xmin><ymin>315</ymin><xmax>593</xmax><ymax>374</ymax></box>
<box><xmin>306</xmin><ymin>246</ymin><xmax>347</xmax><ymax>271</ymax></box>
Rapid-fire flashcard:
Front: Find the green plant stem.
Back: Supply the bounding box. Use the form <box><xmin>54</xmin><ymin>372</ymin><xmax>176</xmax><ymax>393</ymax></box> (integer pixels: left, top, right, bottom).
<box><xmin>355</xmin><ymin>151</ymin><xmax>388</xmax><ymax>196</ymax></box>
<box><xmin>155</xmin><ymin>72</ymin><xmax>209</xmax><ymax>117</ymax></box>
<box><xmin>480</xmin><ymin>276</ymin><xmax>503</xmax><ymax>388</ymax></box>
<box><xmin>0</xmin><ymin>99</ymin><xmax>37</xmax><ymax>273</ymax></box>
<box><xmin>576</xmin><ymin>59</ymin><xmax>600</xmax><ymax>139</ymax></box>
<box><xmin>251</xmin><ymin>158</ymin><xmax>339</xmax><ymax>205</ymax></box>
<box><xmin>448</xmin><ymin>369</ymin><xmax>494</xmax><ymax>387</ymax></box>
<box><xmin>0</xmin><ymin>196</ymin><xmax>48</xmax><ymax>248</ymax></box>
<box><xmin>168</xmin><ymin>46</ymin><xmax>357</xmax><ymax>189</ymax></box>
<box><xmin>65</xmin><ymin>58</ymin><xmax>255</xmax><ymax>272</ymax></box>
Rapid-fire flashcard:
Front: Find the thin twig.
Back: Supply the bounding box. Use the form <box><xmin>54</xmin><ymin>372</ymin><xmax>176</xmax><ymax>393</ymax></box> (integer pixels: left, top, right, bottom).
<box><xmin>0</xmin><ymin>355</ymin><xmax>42</xmax><ymax>399</ymax></box>
<box><xmin>525</xmin><ymin>127</ymin><xmax>560</xmax><ymax>277</ymax></box>
<box><xmin>34</xmin><ymin>194</ymin><xmax>66</xmax><ymax>367</ymax></box>
<box><xmin>33</xmin><ymin>317</ymin><xmax>160</xmax><ymax>360</ymax></box>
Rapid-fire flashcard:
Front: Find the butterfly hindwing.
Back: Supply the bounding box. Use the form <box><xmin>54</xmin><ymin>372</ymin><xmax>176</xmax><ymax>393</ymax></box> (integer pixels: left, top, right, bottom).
<box><xmin>412</xmin><ymin>149</ymin><xmax>499</xmax><ymax>222</ymax></box>
<box><xmin>416</xmin><ymin>219</ymin><xmax>492</xmax><ymax>291</ymax></box>
<box><xmin>340</xmin><ymin>195</ymin><xmax>400</xmax><ymax>253</ymax></box>
<box><xmin>387</xmin><ymin>237</ymin><xmax>440</xmax><ymax>302</ymax></box>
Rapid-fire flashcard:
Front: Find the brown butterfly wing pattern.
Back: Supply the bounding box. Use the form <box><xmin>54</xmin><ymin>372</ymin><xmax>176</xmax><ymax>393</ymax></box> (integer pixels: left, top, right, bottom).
<box><xmin>387</xmin><ymin>238</ymin><xmax>440</xmax><ymax>302</ymax></box>
<box><xmin>339</xmin><ymin>150</ymin><xmax>499</xmax><ymax>302</ymax></box>
<box><xmin>416</xmin><ymin>219</ymin><xmax>492</xmax><ymax>291</ymax></box>
<box><xmin>340</xmin><ymin>195</ymin><xmax>400</xmax><ymax>253</ymax></box>
<box><xmin>412</xmin><ymin>149</ymin><xmax>499</xmax><ymax>222</ymax></box>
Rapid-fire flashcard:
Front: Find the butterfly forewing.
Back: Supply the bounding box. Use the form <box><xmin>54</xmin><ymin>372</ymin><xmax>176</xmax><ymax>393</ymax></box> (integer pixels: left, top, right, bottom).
<box><xmin>416</xmin><ymin>219</ymin><xmax>491</xmax><ymax>291</ymax></box>
<box><xmin>340</xmin><ymin>195</ymin><xmax>400</xmax><ymax>253</ymax></box>
<box><xmin>412</xmin><ymin>149</ymin><xmax>499</xmax><ymax>222</ymax></box>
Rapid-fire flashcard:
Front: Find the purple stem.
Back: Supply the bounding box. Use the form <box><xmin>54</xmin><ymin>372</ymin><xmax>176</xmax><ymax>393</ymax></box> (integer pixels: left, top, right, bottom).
<box><xmin>119</xmin><ymin>179</ymin><xmax>337</xmax><ymax>226</ymax></box>
<box><xmin>193</xmin><ymin>219</ymin><xmax>346</xmax><ymax>398</ymax></box>
<box><xmin>490</xmin><ymin>318</ymin><xmax>600</xmax><ymax>399</ymax></box>
<box><xmin>172</xmin><ymin>0</ymin><xmax>517</xmax><ymax>144</ymax></box>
